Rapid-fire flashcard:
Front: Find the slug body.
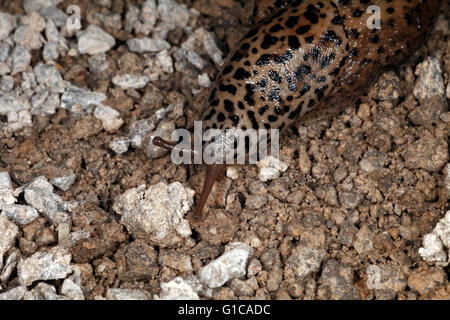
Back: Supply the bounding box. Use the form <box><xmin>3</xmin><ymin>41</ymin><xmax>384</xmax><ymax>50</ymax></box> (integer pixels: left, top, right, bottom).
<box><xmin>155</xmin><ymin>0</ymin><xmax>440</xmax><ymax>220</ymax></box>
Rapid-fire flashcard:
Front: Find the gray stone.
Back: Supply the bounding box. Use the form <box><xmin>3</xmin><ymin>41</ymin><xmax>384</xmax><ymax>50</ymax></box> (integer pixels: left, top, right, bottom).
<box><xmin>13</xmin><ymin>23</ymin><xmax>45</xmax><ymax>51</ymax></box>
<box><xmin>408</xmin><ymin>95</ymin><xmax>447</xmax><ymax>125</ymax></box>
<box><xmin>142</xmin><ymin>121</ymin><xmax>175</xmax><ymax>158</ymax></box>
<box><xmin>157</xmin><ymin>0</ymin><xmax>190</xmax><ymax>29</ymax></box>
<box><xmin>158</xmin><ymin>252</ymin><xmax>193</xmax><ymax>273</ymax></box>
<box><xmin>0</xmin><ymin>94</ymin><xmax>29</xmax><ymax>116</ymax></box>
<box><xmin>403</xmin><ymin>137</ymin><xmax>448</xmax><ymax>172</ymax></box>
<box><xmin>7</xmin><ymin>109</ymin><xmax>32</xmax><ymax>132</ymax></box>
<box><xmin>124</xmin><ymin>5</ymin><xmax>140</xmax><ymax>33</ymax></box>
<box><xmin>185</xmin><ymin>50</ymin><xmax>205</xmax><ymax>70</ymax></box>
<box><xmin>1</xmin><ymin>249</ymin><xmax>19</xmax><ymax>283</ymax></box>
<box><xmin>11</xmin><ymin>45</ymin><xmax>31</xmax><ymax>75</ymax></box>
<box><xmin>61</xmin><ymin>85</ymin><xmax>106</xmax><ymax>111</ymax></box>
<box><xmin>195</xmin><ymin>28</ymin><xmax>223</xmax><ymax>66</ymax></box>
<box><xmin>257</xmin><ymin>156</ymin><xmax>288</xmax><ymax>182</ymax></box>
<box><xmin>31</xmin><ymin>92</ymin><xmax>59</xmax><ymax>116</ymax></box>
<box><xmin>413</xmin><ymin>56</ymin><xmax>445</xmax><ymax>102</ymax></box>
<box><xmin>0</xmin><ymin>286</ymin><xmax>28</xmax><ymax>300</ymax></box>
<box><xmin>30</xmin><ymin>282</ymin><xmax>66</xmax><ymax>300</ymax></box>
<box><xmin>198</xmin><ymin>73</ymin><xmax>211</xmax><ymax>87</ymax></box>
<box><xmin>88</xmin><ymin>53</ymin><xmax>108</xmax><ymax>72</ymax></box>
<box><xmin>0</xmin><ymin>75</ymin><xmax>14</xmax><ymax>92</ymax></box>
<box><xmin>0</xmin><ymin>215</ymin><xmax>18</xmax><ymax>269</ymax></box>
<box><xmin>359</xmin><ymin>149</ymin><xmax>387</xmax><ymax>173</ymax></box>
<box><xmin>338</xmin><ymin>222</ymin><xmax>358</xmax><ymax>246</ymax></box>
<box><xmin>354</xmin><ymin>225</ymin><xmax>375</xmax><ymax>256</ymax></box>
<box><xmin>34</xmin><ymin>62</ymin><xmax>66</xmax><ymax>93</ymax></box>
<box><xmin>23</xmin><ymin>0</ymin><xmax>63</xmax><ymax>13</ymax></box>
<box><xmin>260</xmin><ymin>249</ymin><xmax>281</xmax><ymax>271</ymax></box>
<box><xmin>106</xmin><ymin>288</ymin><xmax>151</xmax><ymax>300</ymax></box>
<box><xmin>21</xmin><ymin>11</ymin><xmax>46</xmax><ymax>31</ymax></box>
<box><xmin>113</xmin><ymin>182</ymin><xmax>193</xmax><ymax>247</ymax></box>
<box><xmin>127</xmin><ymin>37</ymin><xmax>170</xmax><ymax>53</ymax></box>
<box><xmin>94</xmin><ymin>104</ymin><xmax>123</xmax><ymax>132</ymax></box>
<box><xmin>419</xmin><ymin>210</ymin><xmax>450</xmax><ymax>267</ymax></box>
<box><xmin>59</xmin><ymin>230</ymin><xmax>90</xmax><ymax>249</ymax></box>
<box><xmin>245</xmin><ymin>195</ymin><xmax>267</xmax><ymax>210</ymax></box>
<box><xmin>338</xmin><ymin>191</ymin><xmax>363</xmax><ymax>210</ymax></box>
<box><xmin>43</xmin><ymin>42</ymin><xmax>60</xmax><ymax>62</ymax></box>
<box><xmin>366</xmin><ymin>264</ymin><xmax>407</xmax><ymax>300</ymax></box>
<box><xmin>285</xmin><ymin>247</ymin><xmax>325</xmax><ymax>280</ymax></box>
<box><xmin>0</xmin><ymin>12</ymin><xmax>15</xmax><ymax>41</ymax></box>
<box><xmin>0</xmin><ymin>171</ymin><xmax>12</xmax><ymax>190</ymax></box>
<box><xmin>140</xmin><ymin>0</ymin><xmax>158</xmax><ymax>26</ymax></box>
<box><xmin>61</xmin><ymin>278</ymin><xmax>84</xmax><ymax>300</ymax></box>
<box><xmin>45</xmin><ymin>19</ymin><xmax>67</xmax><ymax>49</ymax></box>
<box><xmin>0</xmin><ymin>94</ymin><xmax>30</xmax><ymax>116</ymax></box>
<box><xmin>266</xmin><ymin>270</ymin><xmax>282</xmax><ymax>292</ymax></box>
<box><xmin>198</xmin><ymin>242</ymin><xmax>254</xmax><ymax>288</ymax></box>
<box><xmin>31</xmin><ymin>87</ymin><xmax>51</xmax><ymax>112</ymax></box>
<box><xmin>40</xmin><ymin>6</ymin><xmax>68</xmax><ymax>27</ymax></box>
<box><xmin>129</xmin><ymin>118</ymin><xmax>155</xmax><ymax>148</ymax></box>
<box><xmin>157</xmin><ymin>276</ymin><xmax>199</xmax><ymax>300</ymax></box>
<box><xmin>112</xmin><ymin>74</ymin><xmax>149</xmax><ymax>89</ymax></box>
<box><xmin>0</xmin><ymin>62</ymin><xmax>10</xmax><ymax>76</ymax></box>
<box><xmin>155</xmin><ymin>50</ymin><xmax>174</xmax><ymax>73</ymax></box>
<box><xmin>151</xmin><ymin>21</ymin><xmax>173</xmax><ymax>40</ymax></box>
<box><xmin>51</xmin><ymin>173</ymin><xmax>76</xmax><ymax>191</ymax></box>
<box><xmin>0</xmin><ymin>188</ymin><xmax>14</xmax><ymax>210</ymax></box>
<box><xmin>20</xmin><ymin>70</ymin><xmax>37</xmax><ymax>91</ymax></box>
<box><xmin>18</xmin><ymin>246</ymin><xmax>72</xmax><ymax>286</ymax></box>
<box><xmin>109</xmin><ymin>137</ymin><xmax>130</xmax><ymax>155</ymax></box>
<box><xmin>0</xmin><ymin>42</ymin><xmax>12</xmax><ymax>62</ymax></box>
<box><xmin>2</xmin><ymin>204</ymin><xmax>39</xmax><ymax>225</ymax></box>
<box><xmin>24</xmin><ymin>176</ymin><xmax>70</xmax><ymax>225</ymax></box>
<box><xmin>318</xmin><ymin>259</ymin><xmax>361</xmax><ymax>300</ymax></box>
<box><xmin>93</xmin><ymin>13</ymin><xmax>122</xmax><ymax>31</ymax></box>
<box><xmin>247</xmin><ymin>258</ymin><xmax>262</xmax><ymax>277</ymax></box>
<box><xmin>77</xmin><ymin>25</ymin><xmax>115</xmax><ymax>55</ymax></box>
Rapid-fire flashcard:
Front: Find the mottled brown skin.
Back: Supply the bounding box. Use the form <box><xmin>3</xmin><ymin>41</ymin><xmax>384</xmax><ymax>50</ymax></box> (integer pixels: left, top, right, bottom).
<box><xmin>154</xmin><ymin>0</ymin><xmax>440</xmax><ymax>221</ymax></box>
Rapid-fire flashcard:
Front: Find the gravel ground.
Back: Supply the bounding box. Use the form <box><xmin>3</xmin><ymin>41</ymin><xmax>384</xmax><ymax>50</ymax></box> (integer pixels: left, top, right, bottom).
<box><xmin>0</xmin><ymin>0</ymin><xmax>449</xmax><ymax>300</ymax></box>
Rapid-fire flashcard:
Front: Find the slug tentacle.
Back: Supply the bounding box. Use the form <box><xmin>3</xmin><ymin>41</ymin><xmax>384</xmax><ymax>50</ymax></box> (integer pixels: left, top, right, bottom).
<box><xmin>192</xmin><ymin>163</ymin><xmax>227</xmax><ymax>221</ymax></box>
<box><xmin>152</xmin><ymin>136</ymin><xmax>201</xmax><ymax>160</ymax></box>
<box><xmin>152</xmin><ymin>136</ymin><xmax>178</xmax><ymax>151</ymax></box>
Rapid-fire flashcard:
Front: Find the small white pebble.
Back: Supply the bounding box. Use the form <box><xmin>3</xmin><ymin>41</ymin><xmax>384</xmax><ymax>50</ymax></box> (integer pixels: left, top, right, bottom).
<box><xmin>197</xmin><ymin>73</ymin><xmax>211</xmax><ymax>87</ymax></box>
<box><xmin>250</xmin><ymin>237</ymin><xmax>261</xmax><ymax>248</ymax></box>
<box><xmin>94</xmin><ymin>104</ymin><xmax>123</xmax><ymax>132</ymax></box>
<box><xmin>257</xmin><ymin>156</ymin><xmax>288</xmax><ymax>182</ymax></box>
<box><xmin>112</xmin><ymin>74</ymin><xmax>149</xmax><ymax>89</ymax></box>
<box><xmin>110</xmin><ymin>137</ymin><xmax>130</xmax><ymax>155</ymax></box>
<box><xmin>226</xmin><ymin>167</ymin><xmax>238</xmax><ymax>180</ymax></box>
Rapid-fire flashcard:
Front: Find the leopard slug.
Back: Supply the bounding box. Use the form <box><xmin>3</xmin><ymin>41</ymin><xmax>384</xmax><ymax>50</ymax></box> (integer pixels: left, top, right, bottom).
<box><xmin>154</xmin><ymin>0</ymin><xmax>440</xmax><ymax>221</ymax></box>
